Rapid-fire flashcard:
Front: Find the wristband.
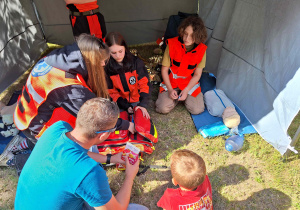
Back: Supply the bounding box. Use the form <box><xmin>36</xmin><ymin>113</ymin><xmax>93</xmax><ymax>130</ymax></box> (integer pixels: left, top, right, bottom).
<box><xmin>106</xmin><ymin>154</ymin><xmax>112</xmax><ymax>165</ymax></box>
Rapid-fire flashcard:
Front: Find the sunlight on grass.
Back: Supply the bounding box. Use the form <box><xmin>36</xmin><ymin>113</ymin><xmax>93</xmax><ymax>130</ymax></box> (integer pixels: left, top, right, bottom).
<box><xmin>0</xmin><ymin>43</ymin><xmax>299</xmax><ymax>210</ymax></box>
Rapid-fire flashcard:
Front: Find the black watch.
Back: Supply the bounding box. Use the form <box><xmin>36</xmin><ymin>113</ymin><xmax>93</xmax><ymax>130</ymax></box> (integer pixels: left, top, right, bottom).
<box><xmin>106</xmin><ymin>154</ymin><xmax>112</xmax><ymax>165</ymax></box>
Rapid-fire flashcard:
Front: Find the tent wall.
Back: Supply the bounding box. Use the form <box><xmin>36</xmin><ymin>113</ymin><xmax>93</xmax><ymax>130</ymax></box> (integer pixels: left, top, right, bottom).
<box><xmin>0</xmin><ymin>0</ymin><xmax>197</xmax><ymax>93</ymax></box>
<box><xmin>202</xmin><ymin>0</ymin><xmax>300</xmax><ymax>154</ymax></box>
<box><xmin>34</xmin><ymin>0</ymin><xmax>198</xmax><ymax>45</ymax></box>
<box><xmin>0</xmin><ymin>0</ymin><xmax>47</xmax><ymax>93</ymax></box>
<box><xmin>1</xmin><ymin>0</ymin><xmax>299</xmax><ymax>155</ymax></box>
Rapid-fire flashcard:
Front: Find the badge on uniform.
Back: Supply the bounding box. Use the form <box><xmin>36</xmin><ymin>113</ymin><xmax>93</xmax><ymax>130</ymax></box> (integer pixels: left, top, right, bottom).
<box><xmin>129</xmin><ymin>76</ymin><xmax>136</xmax><ymax>85</ymax></box>
<box><xmin>31</xmin><ymin>59</ymin><xmax>52</xmax><ymax>77</ymax></box>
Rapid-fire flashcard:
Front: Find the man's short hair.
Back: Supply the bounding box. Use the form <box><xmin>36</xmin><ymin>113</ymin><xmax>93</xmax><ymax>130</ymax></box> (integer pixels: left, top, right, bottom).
<box><xmin>170</xmin><ymin>149</ymin><xmax>206</xmax><ymax>190</ymax></box>
<box><xmin>76</xmin><ymin>98</ymin><xmax>119</xmax><ymax>139</ymax></box>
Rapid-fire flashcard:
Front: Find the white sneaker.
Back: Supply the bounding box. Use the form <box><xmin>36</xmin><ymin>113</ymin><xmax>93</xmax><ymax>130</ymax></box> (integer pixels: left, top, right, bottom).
<box><xmin>0</xmin><ymin>151</ymin><xmax>14</xmax><ymax>166</ymax></box>
<box><xmin>0</xmin><ymin>135</ymin><xmax>26</xmax><ymax>166</ymax></box>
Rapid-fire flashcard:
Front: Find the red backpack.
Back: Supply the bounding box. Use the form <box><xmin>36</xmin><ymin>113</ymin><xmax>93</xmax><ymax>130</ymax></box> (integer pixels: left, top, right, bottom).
<box><xmin>97</xmin><ymin>108</ymin><xmax>158</xmax><ymax>156</ymax></box>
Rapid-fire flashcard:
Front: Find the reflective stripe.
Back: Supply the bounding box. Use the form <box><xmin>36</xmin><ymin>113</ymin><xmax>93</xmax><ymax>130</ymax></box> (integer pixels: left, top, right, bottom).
<box><xmin>14</xmin><ymin>113</ymin><xmax>27</xmax><ymax>130</ymax></box>
<box><xmin>170</xmin><ymin>69</ymin><xmax>188</xmax><ymax>79</ymax></box>
<box><xmin>26</xmin><ymin>78</ymin><xmax>44</xmax><ymax>105</ymax></box>
<box><xmin>159</xmin><ymin>83</ymin><xmax>168</xmax><ymax>91</ymax></box>
<box><xmin>188</xmin><ymin>83</ymin><xmax>200</xmax><ymax>95</ymax></box>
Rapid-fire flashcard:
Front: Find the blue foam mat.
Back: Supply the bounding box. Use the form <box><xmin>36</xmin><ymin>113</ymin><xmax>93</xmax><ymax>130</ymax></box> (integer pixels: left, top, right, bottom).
<box><xmin>0</xmin><ymin>91</ymin><xmax>25</xmax><ymax>154</ymax></box>
<box><xmin>191</xmin><ymin>72</ymin><xmax>257</xmax><ymax>138</ymax></box>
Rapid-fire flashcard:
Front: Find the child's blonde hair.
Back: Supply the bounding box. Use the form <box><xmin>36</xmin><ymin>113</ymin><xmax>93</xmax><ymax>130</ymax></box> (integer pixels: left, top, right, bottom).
<box><xmin>171</xmin><ymin>149</ymin><xmax>206</xmax><ymax>190</ymax></box>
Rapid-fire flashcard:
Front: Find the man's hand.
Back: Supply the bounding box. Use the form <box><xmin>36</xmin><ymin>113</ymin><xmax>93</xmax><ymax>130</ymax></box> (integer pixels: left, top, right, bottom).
<box><xmin>128</xmin><ymin>122</ymin><xmax>135</xmax><ymax>134</ymax></box>
<box><xmin>111</xmin><ymin>152</ymin><xmax>126</xmax><ymax>164</ymax></box>
<box><xmin>100</xmin><ymin>155</ymin><xmax>140</xmax><ymax>210</ymax></box>
<box><xmin>128</xmin><ymin>107</ymin><xmax>133</xmax><ymax>114</ymax></box>
<box><xmin>178</xmin><ymin>89</ymin><xmax>188</xmax><ymax>101</ymax></box>
<box><xmin>135</xmin><ymin>106</ymin><xmax>150</xmax><ymax>119</ymax></box>
<box><xmin>168</xmin><ymin>89</ymin><xmax>178</xmax><ymax>100</ymax></box>
<box><xmin>124</xmin><ymin>155</ymin><xmax>140</xmax><ymax>180</ymax></box>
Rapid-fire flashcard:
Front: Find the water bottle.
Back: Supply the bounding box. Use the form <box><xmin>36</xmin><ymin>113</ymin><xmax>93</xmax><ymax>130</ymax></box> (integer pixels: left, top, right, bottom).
<box><xmin>225</xmin><ymin>135</ymin><xmax>244</xmax><ymax>152</ymax></box>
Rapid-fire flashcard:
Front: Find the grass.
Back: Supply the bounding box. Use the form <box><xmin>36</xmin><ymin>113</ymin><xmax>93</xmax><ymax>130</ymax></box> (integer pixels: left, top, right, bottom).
<box><xmin>0</xmin><ymin>43</ymin><xmax>300</xmax><ymax>209</ymax></box>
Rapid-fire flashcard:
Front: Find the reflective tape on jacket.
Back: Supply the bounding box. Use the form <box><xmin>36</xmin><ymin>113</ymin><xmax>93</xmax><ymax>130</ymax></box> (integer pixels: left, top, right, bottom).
<box><xmin>159</xmin><ymin>82</ymin><xmax>201</xmax><ymax>97</ymax></box>
<box><xmin>14</xmin><ymin>59</ymin><xmax>91</xmax><ymax>131</ymax></box>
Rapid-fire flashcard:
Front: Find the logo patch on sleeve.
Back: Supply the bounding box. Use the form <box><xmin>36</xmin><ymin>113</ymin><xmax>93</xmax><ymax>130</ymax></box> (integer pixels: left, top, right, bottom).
<box><xmin>31</xmin><ymin>59</ymin><xmax>52</xmax><ymax>77</ymax></box>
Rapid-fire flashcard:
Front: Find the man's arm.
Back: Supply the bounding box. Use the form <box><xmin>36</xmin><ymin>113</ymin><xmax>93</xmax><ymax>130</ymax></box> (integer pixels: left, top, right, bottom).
<box><xmin>88</xmin><ymin>152</ymin><xmax>125</xmax><ymax>164</ymax></box>
<box><xmin>95</xmin><ymin>157</ymin><xmax>140</xmax><ymax>210</ymax></box>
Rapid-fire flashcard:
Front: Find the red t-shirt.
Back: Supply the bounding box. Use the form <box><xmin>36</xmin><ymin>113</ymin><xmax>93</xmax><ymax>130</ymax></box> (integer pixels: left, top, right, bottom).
<box><xmin>157</xmin><ymin>175</ymin><xmax>213</xmax><ymax>210</ymax></box>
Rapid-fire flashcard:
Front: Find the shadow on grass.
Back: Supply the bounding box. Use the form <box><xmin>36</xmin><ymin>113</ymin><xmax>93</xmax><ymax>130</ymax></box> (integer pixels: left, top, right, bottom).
<box><xmin>210</xmin><ymin>164</ymin><xmax>291</xmax><ymax>210</ymax></box>
<box><xmin>107</xmin><ymin>163</ymin><xmax>292</xmax><ymax>210</ymax></box>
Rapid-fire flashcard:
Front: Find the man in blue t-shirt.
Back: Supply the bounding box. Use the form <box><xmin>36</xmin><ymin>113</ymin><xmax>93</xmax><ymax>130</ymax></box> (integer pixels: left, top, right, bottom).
<box><xmin>15</xmin><ymin>98</ymin><xmax>140</xmax><ymax>210</ymax></box>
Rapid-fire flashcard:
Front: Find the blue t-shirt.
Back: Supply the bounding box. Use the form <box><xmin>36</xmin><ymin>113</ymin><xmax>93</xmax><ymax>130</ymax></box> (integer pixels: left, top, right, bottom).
<box><xmin>15</xmin><ymin>121</ymin><xmax>112</xmax><ymax>210</ymax></box>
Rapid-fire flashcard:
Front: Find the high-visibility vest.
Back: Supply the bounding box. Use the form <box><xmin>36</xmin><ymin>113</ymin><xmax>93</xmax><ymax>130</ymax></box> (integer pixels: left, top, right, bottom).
<box><xmin>14</xmin><ymin>59</ymin><xmax>91</xmax><ymax>138</ymax></box>
<box><xmin>160</xmin><ymin>37</ymin><xmax>207</xmax><ymax>97</ymax></box>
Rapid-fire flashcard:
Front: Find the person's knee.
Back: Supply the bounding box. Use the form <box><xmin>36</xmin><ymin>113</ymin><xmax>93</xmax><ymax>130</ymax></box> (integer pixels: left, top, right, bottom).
<box><xmin>155</xmin><ymin>93</ymin><xmax>174</xmax><ymax>114</ymax></box>
<box><xmin>156</xmin><ymin>104</ymin><xmax>172</xmax><ymax>114</ymax></box>
<box><xmin>185</xmin><ymin>93</ymin><xmax>205</xmax><ymax>115</ymax></box>
<box><xmin>188</xmin><ymin>105</ymin><xmax>205</xmax><ymax>115</ymax></box>
<box><xmin>156</xmin><ymin>100</ymin><xmax>172</xmax><ymax>114</ymax></box>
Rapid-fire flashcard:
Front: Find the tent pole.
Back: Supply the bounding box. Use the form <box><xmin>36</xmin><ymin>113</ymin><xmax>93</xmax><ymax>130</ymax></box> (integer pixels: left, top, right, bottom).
<box><xmin>284</xmin><ymin>125</ymin><xmax>300</xmax><ymax>157</ymax></box>
<box><xmin>31</xmin><ymin>0</ymin><xmax>46</xmax><ymax>40</ymax></box>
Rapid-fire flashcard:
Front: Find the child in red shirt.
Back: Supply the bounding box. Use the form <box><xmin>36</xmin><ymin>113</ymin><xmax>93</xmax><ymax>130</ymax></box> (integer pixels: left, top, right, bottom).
<box><xmin>157</xmin><ymin>149</ymin><xmax>213</xmax><ymax>210</ymax></box>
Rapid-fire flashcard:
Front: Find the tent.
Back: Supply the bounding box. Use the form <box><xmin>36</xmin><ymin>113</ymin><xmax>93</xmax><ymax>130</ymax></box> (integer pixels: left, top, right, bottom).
<box><xmin>1</xmin><ymin>0</ymin><xmax>299</xmax><ymax>155</ymax></box>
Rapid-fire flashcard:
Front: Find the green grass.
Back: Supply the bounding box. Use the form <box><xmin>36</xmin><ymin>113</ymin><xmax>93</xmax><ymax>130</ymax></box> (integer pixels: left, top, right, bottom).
<box><xmin>0</xmin><ymin>43</ymin><xmax>299</xmax><ymax>209</ymax></box>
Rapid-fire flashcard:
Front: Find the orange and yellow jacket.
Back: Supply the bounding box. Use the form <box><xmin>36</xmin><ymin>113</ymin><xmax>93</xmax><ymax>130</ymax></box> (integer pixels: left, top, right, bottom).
<box><xmin>14</xmin><ymin>43</ymin><xmax>128</xmax><ymax>138</ymax></box>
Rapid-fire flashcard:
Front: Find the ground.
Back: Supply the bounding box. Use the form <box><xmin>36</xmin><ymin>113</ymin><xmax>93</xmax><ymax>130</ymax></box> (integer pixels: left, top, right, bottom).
<box><xmin>0</xmin><ymin>43</ymin><xmax>299</xmax><ymax>210</ymax></box>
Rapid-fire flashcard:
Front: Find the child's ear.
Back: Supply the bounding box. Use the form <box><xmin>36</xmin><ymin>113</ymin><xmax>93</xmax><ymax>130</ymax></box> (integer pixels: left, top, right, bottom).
<box><xmin>172</xmin><ymin>178</ymin><xmax>178</xmax><ymax>186</ymax></box>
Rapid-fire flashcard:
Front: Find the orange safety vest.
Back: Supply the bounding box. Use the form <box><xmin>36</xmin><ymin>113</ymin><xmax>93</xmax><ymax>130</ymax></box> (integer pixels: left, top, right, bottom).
<box><xmin>14</xmin><ymin>59</ymin><xmax>91</xmax><ymax>138</ymax></box>
<box><xmin>160</xmin><ymin>37</ymin><xmax>207</xmax><ymax>97</ymax></box>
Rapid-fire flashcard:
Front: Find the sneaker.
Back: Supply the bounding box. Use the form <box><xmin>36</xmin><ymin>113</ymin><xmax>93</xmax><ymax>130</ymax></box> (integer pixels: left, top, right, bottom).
<box><xmin>6</xmin><ymin>154</ymin><xmax>15</xmax><ymax>166</ymax></box>
<box><xmin>0</xmin><ymin>151</ymin><xmax>14</xmax><ymax>166</ymax></box>
<box><xmin>0</xmin><ymin>135</ymin><xmax>26</xmax><ymax>165</ymax></box>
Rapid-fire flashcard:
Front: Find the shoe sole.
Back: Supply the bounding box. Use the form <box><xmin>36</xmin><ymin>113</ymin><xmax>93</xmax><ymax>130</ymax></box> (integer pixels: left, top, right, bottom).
<box><xmin>0</xmin><ymin>135</ymin><xmax>25</xmax><ymax>165</ymax></box>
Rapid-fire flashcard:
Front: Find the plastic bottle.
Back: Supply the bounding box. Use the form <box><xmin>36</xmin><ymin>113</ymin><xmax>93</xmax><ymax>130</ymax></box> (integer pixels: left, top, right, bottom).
<box><xmin>225</xmin><ymin>135</ymin><xmax>244</xmax><ymax>152</ymax></box>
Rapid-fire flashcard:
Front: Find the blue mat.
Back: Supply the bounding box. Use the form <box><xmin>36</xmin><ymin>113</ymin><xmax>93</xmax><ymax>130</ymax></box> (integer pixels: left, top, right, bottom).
<box><xmin>191</xmin><ymin>72</ymin><xmax>257</xmax><ymax>138</ymax></box>
<box><xmin>0</xmin><ymin>91</ymin><xmax>26</xmax><ymax>154</ymax></box>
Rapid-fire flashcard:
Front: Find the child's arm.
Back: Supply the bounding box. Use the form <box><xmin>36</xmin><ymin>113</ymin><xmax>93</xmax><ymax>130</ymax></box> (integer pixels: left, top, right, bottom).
<box><xmin>178</xmin><ymin>67</ymin><xmax>203</xmax><ymax>101</ymax></box>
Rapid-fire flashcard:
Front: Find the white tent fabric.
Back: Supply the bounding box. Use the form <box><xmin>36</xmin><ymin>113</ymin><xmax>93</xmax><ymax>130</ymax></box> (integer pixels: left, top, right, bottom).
<box><xmin>0</xmin><ymin>0</ymin><xmax>299</xmax><ymax>154</ymax></box>
<box><xmin>202</xmin><ymin>0</ymin><xmax>300</xmax><ymax>154</ymax></box>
